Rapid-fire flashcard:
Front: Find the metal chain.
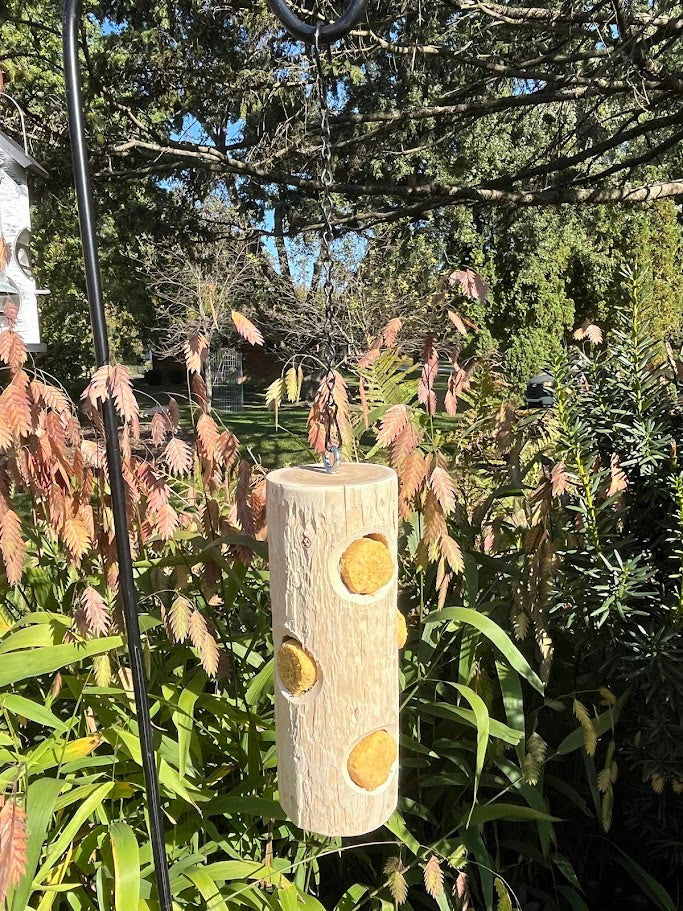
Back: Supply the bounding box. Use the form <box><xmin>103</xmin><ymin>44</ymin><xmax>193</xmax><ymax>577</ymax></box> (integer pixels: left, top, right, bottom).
<box><xmin>312</xmin><ymin>28</ymin><xmax>342</xmax><ymax>472</ymax></box>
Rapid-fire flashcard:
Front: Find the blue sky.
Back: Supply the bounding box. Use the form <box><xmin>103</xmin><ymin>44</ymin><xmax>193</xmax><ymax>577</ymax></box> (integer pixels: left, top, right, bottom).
<box><xmin>99</xmin><ymin>17</ymin><xmax>369</xmax><ymax>288</ymax></box>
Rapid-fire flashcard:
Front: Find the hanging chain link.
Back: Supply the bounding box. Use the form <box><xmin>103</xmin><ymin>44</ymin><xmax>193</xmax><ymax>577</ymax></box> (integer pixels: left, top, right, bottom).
<box><xmin>312</xmin><ymin>27</ymin><xmax>342</xmax><ymax>472</ymax></box>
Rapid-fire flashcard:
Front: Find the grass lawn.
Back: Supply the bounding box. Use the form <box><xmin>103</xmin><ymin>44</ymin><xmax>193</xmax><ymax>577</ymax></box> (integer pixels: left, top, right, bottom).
<box><xmin>215</xmin><ymin>404</ymin><xmax>312</xmax><ymax>469</ymax></box>
<box><xmin>135</xmin><ymin>369</ymin><xmax>464</xmax><ymax>471</ymax></box>
<box><xmin>135</xmin><ymin>380</ymin><xmax>318</xmax><ymax>469</ymax></box>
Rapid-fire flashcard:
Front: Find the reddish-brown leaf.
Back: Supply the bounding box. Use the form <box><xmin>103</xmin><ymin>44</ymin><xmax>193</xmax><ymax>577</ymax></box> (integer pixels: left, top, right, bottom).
<box><xmin>196</xmin><ymin>413</ymin><xmax>219</xmax><ymax>459</ymax></box>
<box><xmin>0</xmin><ymin>799</ymin><xmax>28</xmax><ymax>903</ymax></box>
<box><xmin>108</xmin><ymin>364</ymin><xmax>139</xmax><ymax>424</ymax></box>
<box><xmin>399</xmin><ymin>450</ymin><xmax>428</xmax><ymax>503</ymax></box>
<box><xmin>331</xmin><ymin>371</ymin><xmax>351</xmax><ymax>446</ymax></box>
<box><xmin>440</xmin><ymin>533</ymin><xmax>464</xmax><ymax>574</ymax></box>
<box><xmin>164</xmin><ymin>437</ymin><xmax>193</xmax><ymax>476</ymax></box>
<box><xmin>250</xmin><ymin>478</ymin><xmax>267</xmax><ymax>541</ymax></box>
<box><xmin>551</xmin><ymin>462</ymin><xmax>569</xmax><ymax>497</ymax></box>
<box><xmin>0</xmin><ymin>509</ymin><xmax>25</xmax><ymax>585</ymax></box>
<box><xmin>62</xmin><ymin>515</ymin><xmax>91</xmax><ymax>563</ymax></box>
<box><xmin>430</xmin><ymin>466</ymin><xmax>456</xmax><ymax>515</ymax></box>
<box><xmin>151</xmin><ymin>409</ymin><xmax>172</xmax><ymax>446</ymax></box>
<box><xmin>307</xmin><ymin>371</ymin><xmax>351</xmax><ymax>453</ymax></box>
<box><xmin>154</xmin><ymin>502</ymin><xmax>179</xmax><ymax>541</ymax></box>
<box><xmin>608</xmin><ymin>453</ymin><xmax>628</xmax><ymax>497</ymax></box>
<box><xmin>137</xmin><ymin>462</ymin><xmax>170</xmax><ymax>512</ymax></box>
<box><xmin>307</xmin><ymin>400</ymin><xmax>326</xmax><ymax>455</ymax></box>
<box><xmin>0</xmin><ymin>372</ymin><xmax>32</xmax><ymax>439</ymax></box>
<box><xmin>191</xmin><ymin>372</ymin><xmax>208</xmax><ymax>412</ymax></box>
<box><xmin>418</xmin><ymin>366</ymin><xmax>437</xmax><ymax>416</ymax></box>
<box><xmin>390</xmin><ymin>421</ymin><xmax>420</xmax><ymax>466</ymax></box>
<box><xmin>585</xmin><ymin>323</ymin><xmax>603</xmax><ymax>345</ymax></box>
<box><xmin>382</xmin><ymin>317</ymin><xmax>403</xmax><ymax>347</ymax></box>
<box><xmin>167</xmin><ymin>397</ymin><xmax>180</xmax><ymax>429</ymax></box>
<box><xmin>449</xmin><ymin>268</ymin><xmax>489</xmax><ymax>302</ymax></box>
<box><xmin>418</xmin><ymin>337</ymin><xmax>438</xmax><ymax>417</ymax></box>
<box><xmin>183</xmin><ymin>333</ymin><xmax>209</xmax><ymax>374</ymax></box>
<box><xmin>81</xmin><ymin>440</ymin><xmax>106</xmax><ymax>471</ymax></box>
<box><xmin>377</xmin><ymin>404</ymin><xmax>409</xmax><ymax>447</ymax></box>
<box><xmin>437</xmin><ymin>570</ymin><xmax>452</xmax><ymax>610</ymax></box>
<box><xmin>423</xmin><ymin>491</ymin><xmax>448</xmax><ymax>554</ymax></box>
<box><xmin>82</xmin><ymin>365</ymin><xmax>110</xmax><ymax>408</ymax></box>
<box><xmin>0</xmin><ymin>404</ymin><xmax>11</xmax><ymax>451</ymax></box>
<box><xmin>358</xmin><ymin>345</ymin><xmax>381</xmax><ymax>369</ymax></box>
<box><xmin>216</xmin><ymin>430</ymin><xmax>239</xmax><ymax>468</ymax></box>
<box><xmin>81</xmin><ymin>586</ymin><xmax>111</xmax><ymax>636</ymax></box>
<box><xmin>448</xmin><ymin>310</ymin><xmax>469</xmax><ymax>337</ymax></box>
<box><xmin>444</xmin><ymin>373</ymin><xmax>459</xmax><ymax>416</ymax></box>
<box><xmin>455</xmin><ymin>871</ymin><xmax>470</xmax><ymax>908</ymax></box>
<box><xmin>231</xmin><ymin>310</ymin><xmax>264</xmax><ymax>346</ymax></box>
<box><xmin>31</xmin><ymin>380</ymin><xmax>71</xmax><ymax>415</ymax></box>
<box><xmin>3</xmin><ymin>297</ymin><xmax>18</xmax><ymax>329</ymax></box>
<box><xmin>0</xmin><ymin>329</ymin><xmax>27</xmax><ymax>371</ymax></box>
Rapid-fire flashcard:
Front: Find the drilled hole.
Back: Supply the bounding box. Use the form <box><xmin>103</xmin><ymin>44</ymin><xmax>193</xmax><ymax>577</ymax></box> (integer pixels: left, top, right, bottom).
<box><xmin>339</xmin><ymin>536</ymin><xmax>394</xmax><ymax>595</ymax></box>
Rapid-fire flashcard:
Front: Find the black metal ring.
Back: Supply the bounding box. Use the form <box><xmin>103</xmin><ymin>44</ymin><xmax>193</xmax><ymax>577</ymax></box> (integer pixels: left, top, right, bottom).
<box><xmin>266</xmin><ymin>0</ymin><xmax>368</xmax><ymax>43</ymax></box>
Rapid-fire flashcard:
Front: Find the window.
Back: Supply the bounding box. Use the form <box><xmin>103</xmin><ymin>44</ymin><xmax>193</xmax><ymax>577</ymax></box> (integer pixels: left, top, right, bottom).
<box><xmin>14</xmin><ymin>229</ymin><xmax>32</xmax><ymax>279</ymax></box>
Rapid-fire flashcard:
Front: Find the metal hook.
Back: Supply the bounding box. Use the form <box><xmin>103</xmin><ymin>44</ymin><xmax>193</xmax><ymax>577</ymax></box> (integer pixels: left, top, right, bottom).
<box><xmin>0</xmin><ymin>93</ymin><xmax>29</xmax><ymax>154</ymax></box>
<box><xmin>266</xmin><ymin>0</ymin><xmax>368</xmax><ymax>44</ymax></box>
<box><xmin>324</xmin><ymin>445</ymin><xmax>341</xmax><ymax>474</ymax></box>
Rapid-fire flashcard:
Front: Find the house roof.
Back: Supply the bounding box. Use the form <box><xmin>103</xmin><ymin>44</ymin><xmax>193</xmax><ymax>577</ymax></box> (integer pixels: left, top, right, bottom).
<box><xmin>0</xmin><ymin>130</ymin><xmax>48</xmax><ymax>178</ymax></box>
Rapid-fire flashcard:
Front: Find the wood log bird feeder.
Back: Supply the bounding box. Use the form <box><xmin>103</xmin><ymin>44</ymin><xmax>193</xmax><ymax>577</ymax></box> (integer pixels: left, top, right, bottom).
<box><xmin>267</xmin><ymin>464</ymin><xmax>399</xmax><ymax>835</ymax></box>
<box><xmin>263</xmin><ymin>0</ymin><xmax>401</xmax><ymax>837</ymax></box>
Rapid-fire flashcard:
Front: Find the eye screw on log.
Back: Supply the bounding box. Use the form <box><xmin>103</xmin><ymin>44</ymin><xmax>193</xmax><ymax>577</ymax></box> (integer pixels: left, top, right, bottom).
<box><xmin>62</xmin><ymin>3</ymin><xmax>173</xmax><ymax>910</ymax></box>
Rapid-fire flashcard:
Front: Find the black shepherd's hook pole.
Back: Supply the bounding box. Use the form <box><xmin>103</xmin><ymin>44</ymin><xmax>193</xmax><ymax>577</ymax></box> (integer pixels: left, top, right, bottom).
<box><xmin>62</xmin><ymin>4</ymin><xmax>173</xmax><ymax>909</ymax></box>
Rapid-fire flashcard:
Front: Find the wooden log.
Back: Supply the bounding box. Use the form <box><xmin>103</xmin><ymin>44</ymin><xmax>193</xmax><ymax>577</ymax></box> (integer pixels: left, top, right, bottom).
<box><xmin>266</xmin><ymin>463</ymin><xmax>399</xmax><ymax>836</ymax></box>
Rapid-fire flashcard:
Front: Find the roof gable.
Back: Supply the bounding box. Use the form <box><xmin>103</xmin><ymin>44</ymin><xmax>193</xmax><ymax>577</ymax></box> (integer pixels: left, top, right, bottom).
<box><xmin>0</xmin><ymin>130</ymin><xmax>48</xmax><ymax>178</ymax></box>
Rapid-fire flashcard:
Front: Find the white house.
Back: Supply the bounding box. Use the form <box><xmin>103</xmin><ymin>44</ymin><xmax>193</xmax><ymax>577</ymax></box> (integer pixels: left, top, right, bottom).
<box><xmin>0</xmin><ymin>129</ymin><xmax>48</xmax><ymax>350</ymax></box>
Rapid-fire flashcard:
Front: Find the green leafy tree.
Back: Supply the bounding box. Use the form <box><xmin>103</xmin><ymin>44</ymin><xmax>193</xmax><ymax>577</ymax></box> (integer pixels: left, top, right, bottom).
<box><xmin>542</xmin><ymin>270</ymin><xmax>683</xmax><ymax>878</ymax></box>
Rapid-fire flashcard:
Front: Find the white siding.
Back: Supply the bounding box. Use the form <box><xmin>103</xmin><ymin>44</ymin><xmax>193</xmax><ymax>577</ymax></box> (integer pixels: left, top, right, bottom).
<box><xmin>0</xmin><ymin>157</ymin><xmax>42</xmax><ymax>347</ymax></box>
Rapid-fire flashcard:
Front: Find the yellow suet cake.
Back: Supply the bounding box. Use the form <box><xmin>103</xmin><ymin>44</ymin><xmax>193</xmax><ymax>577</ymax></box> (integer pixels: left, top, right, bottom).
<box><xmin>396</xmin><ymin>611</ymin><xmax>407</xmax><ymax>649</ymax></box>
<box><xmin>277</xmin><ymin>638</ymin><xmax>318</xmax><ymax>696</ymax></box>
<box><xmin>347</xmin><ymin>730</ymin><xmax>397</xmax><ymax>791</ymax></box>
<box><xmin>340</xmin><ymin>537</ymin><xmax>394</xmax><ymax>595</ymax></box>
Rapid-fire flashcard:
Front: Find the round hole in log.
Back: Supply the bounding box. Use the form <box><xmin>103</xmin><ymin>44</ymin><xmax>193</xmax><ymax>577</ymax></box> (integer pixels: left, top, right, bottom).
<box><xmin>277</xmin><ymin>637</ymin><xmax>318</xmax><ymax>697</ymax></box>
<box><xmin>339</xmin><ymin>536</ymin><xmax>394</xmax><ymax>596</ymax></box>
<box><xmin>347</xmin><ymin>730</ymin><xmax>398</xmax><ymax>792</ymax></box>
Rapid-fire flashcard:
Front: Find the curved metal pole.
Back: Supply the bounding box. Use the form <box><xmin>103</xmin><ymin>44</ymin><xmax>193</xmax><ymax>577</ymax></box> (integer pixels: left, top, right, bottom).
<box><xmin>62</xmin><ymin>5</ymin><xmax>173</xmax><ymax>910</ymax></box>
<box><xmin>266</xmin><ymin>0</ymin><xmax>368</xmax><ymax>43</ymax></box>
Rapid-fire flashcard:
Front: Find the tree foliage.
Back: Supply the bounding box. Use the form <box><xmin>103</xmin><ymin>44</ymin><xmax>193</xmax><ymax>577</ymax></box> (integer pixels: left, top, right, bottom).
<box><xmin>3</xmin><ymin>0</ymin><xmax>683</xmax><ymax>383</ymax></box>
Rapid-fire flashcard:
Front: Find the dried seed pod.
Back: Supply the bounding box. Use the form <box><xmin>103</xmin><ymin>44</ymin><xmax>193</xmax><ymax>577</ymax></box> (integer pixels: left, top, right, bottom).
<box><xmin>348</xmin><ymin>730</ymin><xmax>397</xmax><ymax>791</ymax></box>
<box><xmin>277</xmin><ymin>638</ymin><xmax>318</xmax><ymax>696</ymax></box>
<box><xmin>340</xmin><ymin>537</ymin><xmax>394</xmax><ymax>595</ymax></box>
